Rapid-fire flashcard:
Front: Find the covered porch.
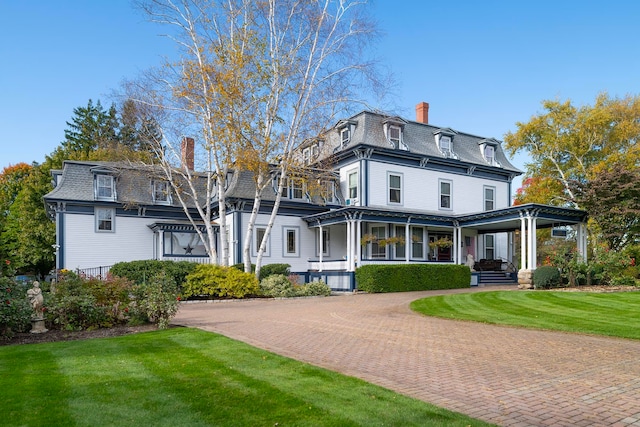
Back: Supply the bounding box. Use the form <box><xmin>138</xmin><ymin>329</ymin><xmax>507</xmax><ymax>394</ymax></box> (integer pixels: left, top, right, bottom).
<box><xmin>303</xmin><ymin>204</ymin><xmax>587</xmax><ymax>288</ymax></box>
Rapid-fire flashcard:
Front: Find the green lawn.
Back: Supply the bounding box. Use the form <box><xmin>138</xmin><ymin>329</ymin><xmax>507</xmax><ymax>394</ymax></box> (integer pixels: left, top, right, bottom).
<box><xmin>0</xmin><ymin>328</ymin><xmax>494</xmax><ymax>427</ymax></box>
<box><xmin>411</xmin><ymin>290</ymin><xmax>640</xmax><ymax>339</ymax></box>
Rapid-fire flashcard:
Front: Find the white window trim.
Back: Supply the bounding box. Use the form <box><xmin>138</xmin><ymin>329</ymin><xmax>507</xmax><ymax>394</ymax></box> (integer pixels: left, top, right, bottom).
<box><xmin>95</xmin><ymin>174</ymin><xmax>116</xmax><ymax>201</ymax></box>
<box><xmin>410</xmin><ymin>226</ymin><xmax>425</xmax><ymax>260</ymax></box>
<box><xmin>95</xmin><ymin>207</ymin><xmax>115</xmax><ymax>233</ymax></box>
<box><xmin>439</xmin><ymin>135</ymin><xmax>452</xmax><ymax>155</ymax></box>
<box><xmin>393</xmin><ymin>225</ymin><xmax>406</xmax><ymax>259</ymax></box>
<box><xmin>153</xmin><ymin>181</ymin><xmax>171</xmax><ymax>205</ymax></box>
<box><xmin>253</xmin><ymin>226</ymin><xmax>270</xmax><ymax>257</ymax></box>
<box><xmin>282</xmin><ymin>226</ymin><xmax>300</xmax><ymax>257</ymax></box>
<box><xmin>322</xmin><ymin>180</ymin><xmax>336</xmax><ymax>203</ymax></box>
<box><xmin>388</xmin><ymin>125</ymin><xmax>401</xmax><ymax>147</ymax></box>
<box><xmin>484</xmin><ymin>185</ymin><xmax>496</xmax><ymax>211</ymax></box>
<box><xmin>317</xmin><ymin>228</ymin><xmax>330</xmax><ymax>257</ymax></box>
<box><xmin>439</xmin><ymin>179</ymin><xmax>453</xmax><ymax>211</ymax></box>
<box><xmin>340</xmin><ymin>127</ymin><xmax>350</xmax><ymax>146</ymax></box>
<box><xmin>347</xmin><ymin>169</ymin><xmax>358</xmax><ymax>201</ymax></box>
<box><xmin>485</xmin><ymin>234</ymin><xmax>495</xmax><ymax>259</ymax></box>
<box><xmin>291</xmin><ymin>179</ymin><xmax>305</xmax><ymax>200</ymax></box>
<box><xmin>387</xmin><ymin>172</ymin><xmax>403</xmax><ymax>205</ymax></box>
<box><xmin>369</xmin><ymin>224</ymin><xmax>387</xmax><ymax>259</ymax></box>
<box><xmin>484</xmin><ymin>145</ymin><xmax>495</xmax><ymax>164</ymax></box>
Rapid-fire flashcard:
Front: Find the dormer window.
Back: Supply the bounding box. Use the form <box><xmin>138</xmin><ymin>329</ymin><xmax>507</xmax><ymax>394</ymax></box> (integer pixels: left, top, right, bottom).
<box><xmin>439</xmin><ymin>135</ymin><xmax>452</xmax><ymax>153</ymax></box>
<box><xmin>302</xmin><ymin>142</ymin><xmax>320</xmax><ymax>165</ymax></box>
<box><xmin>153</xmin><ymin>181</ymin><xmax>171</xmax><ymax>204</ymax></box>
<box><xmin>340</xmin><ymin>128</ymin><xmax>350</xmax><ymax>145</ymax></box>
<box><xmin>382</xmin><ymin>117</ymin><xmax>408</xmax><ymax>150</ymax></box>
<box><xmin>388</xmin><ymin>125</ymin><xmax>401</xmax><ymax>147</ymax></box>
<box><xmin>434</xmin><ymin>129</ymin><xmax>458</xmax><ymax>159</ymax></box>
<box><xmin>95</xmin><ymin>174</ymin><xmax>115</xmax><ymax>201</ymax></box>
<box><xmin>484</xmin><ymin>145</ymin><xmax>495</xmax><ymax>164</ymax></box>
<box><xmin>479</xmin><ymin>139</ymin><xmax>501</xmax><ymax>166</ymax></box>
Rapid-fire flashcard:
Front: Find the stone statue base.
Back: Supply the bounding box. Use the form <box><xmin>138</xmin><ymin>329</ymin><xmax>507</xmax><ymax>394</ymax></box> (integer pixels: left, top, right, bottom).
<box><xmin>31</xmin><ymin>317</ymin><xmax>48</xmax><ymax>334</ymax></box>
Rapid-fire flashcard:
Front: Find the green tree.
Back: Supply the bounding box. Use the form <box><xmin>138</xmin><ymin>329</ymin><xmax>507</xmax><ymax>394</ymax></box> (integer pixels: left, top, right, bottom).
<box><xmin>0</xmin><ymin>163</ymin><xmax>33</xmax><ymax>275</ymax></box>
<box><xmin>63</xmin><ymin>99</ymin><xmax>119</xmax><ymax>156</ymax></box>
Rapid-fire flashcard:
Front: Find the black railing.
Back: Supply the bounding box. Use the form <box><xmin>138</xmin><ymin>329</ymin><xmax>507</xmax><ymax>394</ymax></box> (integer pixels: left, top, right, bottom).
<box><xmin>75</xmin><ymin>265</ymin><xmax>113</xmax><ymax>279</ymax></box>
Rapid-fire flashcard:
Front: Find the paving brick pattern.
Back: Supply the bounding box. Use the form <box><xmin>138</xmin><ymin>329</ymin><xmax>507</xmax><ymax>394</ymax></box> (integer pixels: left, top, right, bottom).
<box><xmin>173</xmin><ymin>287</ymin><xmax>640</xmax><ymax>427</ymax></box>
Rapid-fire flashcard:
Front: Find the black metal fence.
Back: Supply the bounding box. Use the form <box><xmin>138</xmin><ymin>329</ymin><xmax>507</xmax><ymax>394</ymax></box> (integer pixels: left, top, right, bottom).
<box><xmin>75</xmin><ymin>265</ymin><xmax>113</xmax><ymax>279</ymax></box>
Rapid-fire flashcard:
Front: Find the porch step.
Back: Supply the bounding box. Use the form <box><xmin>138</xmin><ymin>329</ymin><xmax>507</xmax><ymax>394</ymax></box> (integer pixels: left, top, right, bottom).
<box><xmin>478</xmin><ymin>271</ymin><xmax>517</xmax><ymax>285</ymax></box>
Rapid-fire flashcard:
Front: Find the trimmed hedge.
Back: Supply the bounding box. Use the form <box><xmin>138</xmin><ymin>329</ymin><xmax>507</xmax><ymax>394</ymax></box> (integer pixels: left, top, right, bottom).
<box><xmin>355</xmin><ymin>264</ymin><xmax>470</xmax><ymax>293</ymax></box>
<box><xmin>110</xmin><ymin>260</ymin><xmax>197</xmax><ymax>287</ymax></box>
<box><xmin>533</xmin><ymin>266</ymin><xmax>562</xmax><ymax>289</ymax></box>
<box><xmin>183</xmin><ymin>264</ymin><xmax>259</xmax><ymax>299</ymax></box>
<box><xmin>258</xmin><ymin>263</ymin><xmax>291</xmax><ymax>281</ymax></box>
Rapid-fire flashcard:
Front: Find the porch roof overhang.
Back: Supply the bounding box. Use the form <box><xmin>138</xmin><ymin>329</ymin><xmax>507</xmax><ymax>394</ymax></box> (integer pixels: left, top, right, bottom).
<box><xmin>302</xmin><ymin>203</ymin><xmax>588</xmax><ymax>233</ymax></box>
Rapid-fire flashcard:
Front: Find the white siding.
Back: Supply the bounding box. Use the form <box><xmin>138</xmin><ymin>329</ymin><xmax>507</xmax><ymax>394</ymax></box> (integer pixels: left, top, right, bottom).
<box><xmin>366</xmin><ymin>161</ymin><xmax>510</xmax><ymax>214</ymax></box>
<box><xmin>239</xmin><ymin>213</ymin><xmax>315</xmax><ymax>272</ymax></box>
<box><xmin>63</xmin><ymin>212</ymin><xmax>154</xmax><ymax>270</ymax></box>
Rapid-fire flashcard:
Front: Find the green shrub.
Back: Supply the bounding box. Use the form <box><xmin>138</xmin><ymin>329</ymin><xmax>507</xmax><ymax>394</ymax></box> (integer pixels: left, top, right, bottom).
<box><xmin>232</xmin><ymin>263</ymin><xmax>255</xmax><ymax>273</ymax></box>
<box><xmin>110</xmin><ymin>260</ymin><xmax>197</xmax><ymax>287</ymax></box>
<box><xmin>355</xmin><ymin>264</ymin><xmax>470</xmax><ymax>293</ymax></box>
<box><xmin>183</xmin><ymin>264</ymin><xmax>259</xmax><ymax>299</ymax></box>
<box><xmin>259</xmin><ymin>274</ymin><xmax>296</xmax><ymax>298</ymax></box>
<box><xmin>297</xmin><ymin>280</ymin><xmax>332</xmax><ymax>297</ymax></box>
<box><xmin>46</xmin><ymin>274</ymin><xmax>109</xmax><ymax>330</ymax></box>
<box><xmin>130</xmin><ymin>272</ymin><xmax>180</xmax><ymax>329</ymax></box>
<box><xmin>259</xmin><ymin>263</ymin><xmax>291</xmax><ymax>281</ymax></box>
<box><xmin>0</xmin><ymin>278</ymin><xmax>32</xmax><ymax>339</ymax></box>
<box><xmin>533</xmin><ymin>266</ymin><xmax>562</xmax><ymax>289</ymax></box>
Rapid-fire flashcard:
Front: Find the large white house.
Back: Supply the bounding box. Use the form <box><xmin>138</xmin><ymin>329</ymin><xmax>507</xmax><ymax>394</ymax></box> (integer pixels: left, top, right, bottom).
<box><xmin>44</xmin><ymin>102</ymin><xmax>588</xmax><ymax>289</ymax></box>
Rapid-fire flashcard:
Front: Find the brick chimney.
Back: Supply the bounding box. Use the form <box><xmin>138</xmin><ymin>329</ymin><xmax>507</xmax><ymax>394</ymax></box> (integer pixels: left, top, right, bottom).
<box><xmin>416</xmin><ymin>102</ymin><xmax>429</xmax><ymax>124</ymax></box>
<box><xmin>181</xmin><ymin>137</ymin><xmax>194</xmax><ymax>171</ymax></box>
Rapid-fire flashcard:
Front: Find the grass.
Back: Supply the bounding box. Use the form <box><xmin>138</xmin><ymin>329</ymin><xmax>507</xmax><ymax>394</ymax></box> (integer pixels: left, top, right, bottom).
<box><xmin>411</xmin><ymin>290</ymin><xmax>640</xmax><ymax>339</ymax></box>
<box><xmin>0</xmin><ymin>328</ymin><xmax>495</xmax><ymax>427</ymax></box>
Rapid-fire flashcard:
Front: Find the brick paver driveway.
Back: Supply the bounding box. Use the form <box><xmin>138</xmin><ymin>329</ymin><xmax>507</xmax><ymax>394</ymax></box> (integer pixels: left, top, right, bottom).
<box><xmin>173</xmin><ymin>287</ymin><xmax>640</xmax><ymax>427</ymax></box>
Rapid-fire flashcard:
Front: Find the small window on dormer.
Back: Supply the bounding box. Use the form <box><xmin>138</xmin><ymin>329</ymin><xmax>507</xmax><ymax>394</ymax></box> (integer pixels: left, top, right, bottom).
<box><xmin>340</xmin><ymin>128</ymin><xmax>350</xmax><ymax>146</ymax></box>
<box><xmin>439</xmin><ymin>135</ymin><xmax>452</xmax><ymax>154</ymax></box>
<box><xmin>153</xmin><ymin>181</ymin><xmax>170</xmax><ymax>204</ymax></box>
<box><xmin>303</xmin><ymin>148</ymin><xmax>311</xmax><ymax>165</ymax></box>
<box><xmin>388</xmin><ymin>125</ymin><xmax>401</xmax><ymax>147</ymax></box>
<box><xmin>95</xmin><ymin>174</ymin><xmax>115</xmax><ymax>200</ymax></box>
<box><xmin>484</xmin><ymin>145</ymin><xmax>495</xmax><ymax>164</ymax></box>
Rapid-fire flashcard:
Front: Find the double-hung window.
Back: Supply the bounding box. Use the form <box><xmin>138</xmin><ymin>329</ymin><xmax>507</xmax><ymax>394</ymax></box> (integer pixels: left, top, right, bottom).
<box><xmin>348</xmin><ymin>170</ymin><xmax>358</xmax><ymax>199</ymax></box>
<box><xmin>388</xmin><ymin>125</ymin><xmax>401</xmax><ymax>148</ymax></box>
<box><xmin>411</xmin><ymin>227</ymin><xmax>424</xmax><ymax>259</ymax></box>
<box><xmin>485</xmin><ymin>235</ymin><xmax>495</xmax><ymax>259</ymax></box>
<box><xmin>484</xmin><ymin>145</ymin><xmax>495</xmax><ymax>164</ymax></box>
<box><xmin>439</xmin><ymin>180</ymin><xmax>452</xmax><ymax>210</ymax></box>
<box><xmin>484</xmin><ymin>186</ymin><xmax>495</xmax><ymax>211</ymax></box>
<box><xmin>291</xmin><ymin>179</ymin><xmax>304</xmax><ymax>200</ymax></box>
<box><xmin>341</xmin><ymin>128</ymin><xmax>350</xmax><ymax>146</ymax></box>
<box><xmin>388</xmin><ymin>173</ymin><xmax>402</xmax><ymax>204</ymax></box>
<box><xmin>153</xmin><ymin>181</ymin><xmax>170</xmax><ymax>204</ymax></box>
<box><xmin>439</xmin><ymin>135</ymin><xmax>452</xmax><ymax>154</ymax></box>
<box><xmin>370</xmin><ymin>225</ymin><xmax>386</xmax><ymax>259</ymax></box>
<box><xmin>394</xmin><ymin>225</ymin><xmax>405</xmax><ymax>259</ymax></box>
<box><xmin>96</xmin><ymin>207</ymin><xmax>114</xmax><ymax>232</ymax></box>
<box><xmin>317</xmin><ymin>228</ymin><xmax>330</xmax><ymax>256</ymax></box>
<box><xmin>253</xmin><ymin>226</ymin><xmax>270</xmax><ymax>257</ymax></box>
<box><xmin>95</xmin><ymin>174</ymin><xmax>115</xmax><ymax>200</ymax></box>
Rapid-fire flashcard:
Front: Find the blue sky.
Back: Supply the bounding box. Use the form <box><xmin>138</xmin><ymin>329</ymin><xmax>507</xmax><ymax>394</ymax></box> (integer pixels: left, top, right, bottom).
<box><xmin>2</xmin><ymin>0</ymin><xmax>639</xmax><ymax>195</ymax></box>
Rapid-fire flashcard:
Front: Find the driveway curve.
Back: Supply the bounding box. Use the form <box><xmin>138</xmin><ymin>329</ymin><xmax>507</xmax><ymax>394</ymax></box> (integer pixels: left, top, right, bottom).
<box><xmin>173</xmin><ymin>287</ymin><xmax>640</xmax><ymax>427</ymax></box>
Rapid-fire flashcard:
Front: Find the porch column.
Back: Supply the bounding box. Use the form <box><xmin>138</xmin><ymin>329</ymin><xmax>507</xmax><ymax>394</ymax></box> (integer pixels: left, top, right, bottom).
<box><xmin>405</xmin><ymin>221</ymin><xmax>410</xmax><ymax>263</ymax></box>
<box><xmin>452</xmin><ymin>227</ymin><xmax>458</xmax><ymax>264</ymax></box>
<box><xmin>527</xmin><ymin>215</ymin><xmax>537</xmax><ymax>270</ymax></box>
<box><xmin>356</xmin><ymin>218</ymin><xmax>362</xmax><ymax>269</ymax></box>
<box><xmin>346</xmin><ymin>220</ymin><xmax>352</xmax><ymax>272</ymax></box>
<box><xmin>350</xmin><ymin>219</ymin><xmax>357</xmax><ymax>271</ymax></box>
<box><xmin>158</xmin><ymin>230</ymin><xmax>164</xmax><ymax>260</ymax></box>
<box><xmin>318</xmin><ymin>224</ymin><xmax>324</xmax><ymax>272</ymax></box>
<box><xmin>456</xmin><ymin>226</ymin><xmax>463</xmax><ymax>264</ymax></box>
<box><xmin>577</xmin><ymin>223</ymin><xmax>588</xmax><ymax>262</ymax></box>
<box><xmin>520</xmin><ymin>216</ymin><xmax>527</xmax><ymax>270</ymax></box>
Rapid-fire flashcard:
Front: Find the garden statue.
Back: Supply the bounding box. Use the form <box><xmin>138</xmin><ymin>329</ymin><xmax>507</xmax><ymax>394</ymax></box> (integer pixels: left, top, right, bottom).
<box><xmin>26</xmin><ymin>281</ymin><xmax>47</xmax><ymax>333</ymax></box>
<box><xmin>466</xmin><ymin>254</ymin><xmax>475</xmax><ymax>271</ymax></box>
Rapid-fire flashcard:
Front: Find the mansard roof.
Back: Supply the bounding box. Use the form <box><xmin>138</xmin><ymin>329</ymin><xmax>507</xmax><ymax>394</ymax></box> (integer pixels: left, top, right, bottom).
<box><xmin>326</xmin><ymin>110</ymin><xmax>522</xmax><ymax>173</ymax></box>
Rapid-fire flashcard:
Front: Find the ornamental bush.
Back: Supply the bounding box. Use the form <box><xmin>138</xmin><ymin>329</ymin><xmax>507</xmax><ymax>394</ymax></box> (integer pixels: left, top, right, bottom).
<box><xmin>0</xmin><ymin>278</ymin><xmax>31</xmax><ymax>339</ymax></box>
<box><xmin>259</xmin><ymin>274</ymin><xmax>296</xmax><ymax>298</ymax></box>
<box><xmin>355</xmin><ymin>264</ymin><xmax>470</xmax><ymax>293</ymax></box>
<box><xmin>183</xmin><ymin>264</ymin><xmax>259</xmax><ymax>299</ymax></box>
<box><xmin>297</xmin><ymin>280</ymin><xmax>332</xmax><ymax>297</ymax></box>
<box><xmin>259</xmin><ymin>263</ymin><xmax>291</xmax><ymax>281</ymax></box>
<box><xmin>533</xmin><ymin>266</ymin><xmax>562</xmax><ymax>289</ymax></box>
<box><xmin>130</xmin><ymin>272</ymin><xmax>180</xmax><ymax>329</ymax></box>
<box><xmin>110</xmin><ymin>260</ymin><xmax>197</xmax><ymax>288</ymax></box>
<box><xmin>46</xmin><ymin>273</ymin><xmax>109</xmax><ymax>330</ymax></box>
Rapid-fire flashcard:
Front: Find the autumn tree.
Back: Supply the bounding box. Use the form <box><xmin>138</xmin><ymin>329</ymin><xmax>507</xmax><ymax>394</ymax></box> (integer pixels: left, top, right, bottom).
<box><xmin>505</xmin><ymin>93</ymin><xmax>640</xmax><ymax>208</ymax></box>
<box><xmin>133</xmin><ymin>0</ymin><xmax>383</xmax><ymax>277</ymax></box>
<box><xmin>572</xmin><ymin>163</ymin><xmax>640</xmax><ymax>251</ymax></box>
